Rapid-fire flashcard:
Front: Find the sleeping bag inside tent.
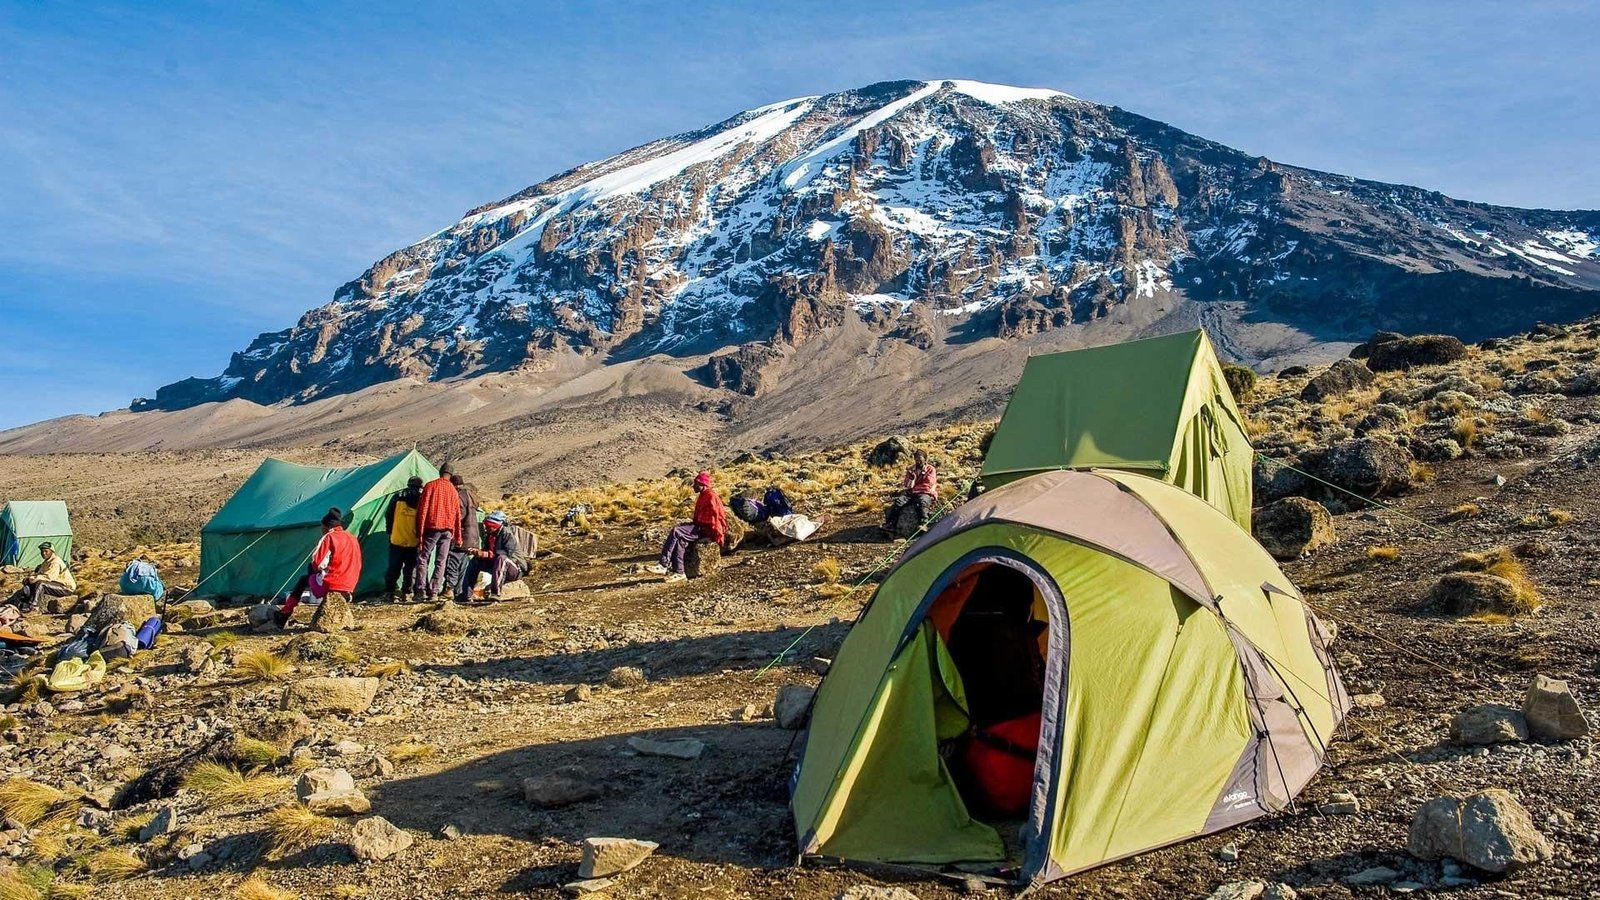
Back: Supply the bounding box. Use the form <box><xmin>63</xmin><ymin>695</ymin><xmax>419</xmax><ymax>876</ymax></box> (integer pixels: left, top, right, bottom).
<box><xmin>981</xmin><ymin>329</ymin><xmax>1254</xmax><ymax>527</ymax></box>
<box><xmin>1</xmin><ymin>501</ymin><xmax>74</xmax><ymax>568</ymax></box>
<box><xmin>198</xmin><ymin>450</ymin><xmax>438</xmax><ymax>598</ymax></box>
<box><xmin>790</xmin><ymin>469</ymin><xmax>1347</xmax><ymax>885</ymax></box>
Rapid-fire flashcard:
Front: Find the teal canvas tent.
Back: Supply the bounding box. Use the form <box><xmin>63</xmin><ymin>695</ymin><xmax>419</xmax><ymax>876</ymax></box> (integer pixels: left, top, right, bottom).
<box><xmin>1</xmin><ymin>501</ymin><xmax>74</xmax><ymax>568</ymax></box>
<box><xmin>198</xmin><ymin>450</ymin><xmax>438</xmax><ymax>598</ymax></box>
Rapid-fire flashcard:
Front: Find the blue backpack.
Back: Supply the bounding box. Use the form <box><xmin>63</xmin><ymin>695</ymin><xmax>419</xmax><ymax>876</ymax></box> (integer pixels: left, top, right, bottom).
<box><xmin>119</xmin><ymin>560</ymin><xmax>165</xmax><ymax>601</ymax></box>
<box><xmin>763</xmin><ymin>487</ymin><xmax>794</xmax><ymax>518</ymax></box>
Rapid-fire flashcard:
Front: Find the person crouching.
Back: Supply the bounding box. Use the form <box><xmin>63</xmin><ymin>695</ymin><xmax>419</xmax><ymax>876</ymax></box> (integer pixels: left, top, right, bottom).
<box><xmin>649</xmin><ymin>470</ymin><xmax>727</xmax><ymax>582</ymax></box>
<box><xmin>462</xmin><ymin>511</ymin><xmax>526</xmax><ymax>601</ymax></box>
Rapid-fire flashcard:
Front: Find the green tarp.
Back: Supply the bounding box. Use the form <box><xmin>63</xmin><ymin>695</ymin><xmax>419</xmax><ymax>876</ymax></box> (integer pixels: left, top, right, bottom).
<box><xmin>982</xmin><ymin>329</ymin><xmax>1254</xmax><ymax>527</ymax></box>
<box><xmin>0</xmin><ymin>500</ymin><xmax>74</xmax><ymax>568</ymax></box>
<box><xmin>198</xmin><ymin>450</ymin><xmax>437</xmax><ymax>598</ymax></box>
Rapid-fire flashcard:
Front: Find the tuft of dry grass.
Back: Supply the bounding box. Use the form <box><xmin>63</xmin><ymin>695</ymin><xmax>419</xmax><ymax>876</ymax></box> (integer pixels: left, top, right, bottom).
<box><xmin>810</xmin><ymin>557</ymin><xmax>842</xmax><ymax>584</ymax></box>
<box><xmin>0</xmin><ymin>867</ymin><xmax>43</xmax><ymax>900</ymax></box>
<box><xmin>262</xmin><ymin>803</ymin><xmax>336</xmax><ymax>859</ymax></box>
<box><xmin>82</xmin><ymin>848</ymin><xmax>145</xmax><ymax>882</ymax></box>
<box><xmin>332</xmin><ymin>887</ymin><xmax>368</xmax><ymax>900</ymax></box>
<box><xmin>1451</xmin><ymin>414</ymin><xmax>1480</xmax><ymax>448</ymax></box>
<box><xmin>0</xmin><ymin>780</ymin><xmax>69</xmax><ymax>828</ymax></box>
<box><xmin>235</xmin><ymin>878</ymin><xmax>298</xmax><ymax>900</ymax></box>
<box><xmin>1409</xmin><ymin>462</ymin><xmax>1436</xmax><ymax>484</ymax></box>
<box><xmin>1444</xmin><ymin>502</ymin><xmax>1481</xmax><ymax>521</ymax></box>
<box><xmin>1366</xmin><ymin>545</ymin><xmax>1400</xmax><ymax>562</ymax></box>
<box><xmin>386</xmin><ymin>743</ymin><xmax>437</xmax><ymax>764</ymax></box>
<box><xmin>183</xmin><ymin>762</ymin><xmax>290</xmax><ymax>807</ymax></box>
<box><xmin>231</xmin><ymin>736</ymin><xmax>284</xmax><ymax>773</ymax></box>
<box><xmin>1518</xmin><ymin>508</ymin><xmax>1575</xmax><ymax>530</ymax></box>
<box><xmin>1451</xmin><ymin>546</ymin><xmax>1542</xmax><ymax>611</ymax></box>
<box><xmin>48</xmin><ymin>880</ymin><xmax>93</xmax><ymax>900</ymax></box>
<box><xmin>233</xmin><ymin>650</ymin><xmax>292</xmax><ymax>682</ymax></box>
<box><xmin>116</xmin><ymin>812</ymin><xmax>156</xmax><ymax>843</ymax></box>
<box><xmin>363</xmin><ymin>660</ymin><xmax>408</xmax><ymax>679</ymax></box>
<box><xmin>205</xmin><ymin>630</ymin><xmax>242</xmax><ymax>650</ymax></box>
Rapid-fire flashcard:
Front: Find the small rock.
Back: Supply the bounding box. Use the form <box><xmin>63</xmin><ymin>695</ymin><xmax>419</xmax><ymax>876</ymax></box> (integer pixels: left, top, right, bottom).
<box><xmin>524</xmin><ymin>766</ymin><xmax>602</xmax><ymax>808</ymax></box>
<box><xmin>1352</xmin><ymin>692</ymin><xmax>1385</xmax><ymax>709</ymax></box>
<box><xmin>734</xmin><ymin>703</ymin><xmax>762</xmax><ymax>722</ymax></box>
<box><xmin>296</xmin><ymin>767</ymin><xmax>356</xmax><ymax>800</ymax></box>
<box><xmin>348</xmin><ymin>815</ymin><xmax>413</xmax><ymax>862</ymax></box>
<box><xmin>606</xmin><ymin>666</ymin><xmax>646</xmax><ymax>688</ymax></box>
<box><xmin>333</xmin><ymin>739</ymin><xmax>365</xmax><ymax>756</ymax></box>
<box><xmin>177</xmin><ymin>842</ymin><xmax>206</xmax><ymax>861</ymax></box>
<box><xmin>1343</xmin><ymin>866</ymin><xmax>1399</xmax><ymax>886</ymax></box>
<box><xmin>1522</xmin><ymin>674</ymin><xmax>1590</xmax><ymax>741</ymax></box>
<box><xmin>1319</xmin><ymin>791</ymin><xmax>1362</xmax><ymax>815</ymax></box>
<box><xmin>304</xmin><ymin>789</ymin><xmax>371</xmax><ymax>816</ymax></box>
<box><xmin>256</xmin><ymin>710</ymin><xmax>313</xmax><ymax>748</ymax></box>
<box><xmin>246</xmin><ymin>603</ymin><xmax>280</xmax><ymax>632</ymax></box>
<box><xmin>180</xmin><ymin>643</ymin><xmax>216</xmax><ymax>675</ymax></box>
<box><xmin>565</xmin><ymin>684</ymin><xmax>594</xmax><ymax>703</ymax></box>
<box><xmin>774</xmin><ymin>683</ymin><xmax>816</xmax><ymax>730</ymax></box>
<box><xmin>578</xmin><ymin>836</ymin><xmax>658</xmax><ymax>878</ymax></box>
<box><xmin>1217</xmin><ymin>842</ymin><xmax>1240</xmax><ymax>862</ymax></box>
<box><xmin>562</xmin><ymin>878</ymin><xmax>615</xmax><ymax>895</ymax></box>
<box><xmin>1204</xmin><ymin>882</ymin><xmax>1263</xmax><ymax>900</ymax></box>
<box><xmin>838</xmin><ymin>887</ymin><xmax>920</xmax><ymax>900</ymax></box>
<box><xmin>626</xmin><ymin>736</ymin><xmax>704</xmax><ymax>760</ymax></box>
<box><xmin>139</xmin><ymin>805</ymin><xmax>179</xmax><ymax>842</ymax></box>
<box><xmin>1451</xmin><ymin>704</ymin><xmax>1529</xmax><ymax>745</ymax></box>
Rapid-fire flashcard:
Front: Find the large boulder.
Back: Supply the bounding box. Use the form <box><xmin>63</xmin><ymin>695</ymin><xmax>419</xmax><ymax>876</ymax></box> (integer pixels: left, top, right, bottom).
<box><xmin>774</xmin><ymin>684</ymin><xmax>817</xmax><ymax>730</ymax></box>
<box><xmin>866</xmin><ymin>436</ymin><xmax>915</xmax><ymax>468</ymax></box>
<box><xmin>1252</xmin><ymin>497</ymin><xmax>1336</xmax><ymax>560</ymax></box>
<box><xmin>281</xmin><ymin>676</ymin><xmax>380</xmax><ymax>716</ymax></box>
<box><xmin>1408</xmin><ymin>789</ymin><xmax>1552</xmax><ymax>873</ymax></box>
<box><xmin>578</xmin><ymin>837</ymin><xmax>659</xmax><ymax>878</ymax></box>
<box><xmin>524</xmin><ymin>766</ymin><xmax>602</xmax><ymax>809</ymax></box>
<box><xmin>348</xmin><ymin>815</ymin><xmax>413</xmax><ymax>862</ymax></box>
<box><xmin>1254</xmin><ymin>456</ymin><xmax>1310</xmax><ymax>503</ymax></box>
<box><xmin>1301</xmin><ymin>359</ymin><xmax>1376</xmax><ymax>403</ymax></box>
<box><xmin>83</xmin><ymin>594</ymin><xmax>158</xmax><ymax>633</ymax></box>
<box><xmin>1522</xmin><ymin>675</ymin><xmax>1591</xmax><ymax>741</ymax></box>
<box><xmin>1428</xmin><ymin>573</ymin><xmax>1526</xmax><ymax>616</ymax></box>
<box><xmin>1309</xmin><ymin>439</ymin><xmax>1412</xmax><ymax>498</ymax></box>
<box><xmin>309</xmin><ymin>591</ymin><xmax>356</xmax><ymax>632</ymax></box>
<box><xmin>1451</xmin><ymin>704</ymin><xmax>1528</xmax><ymax>745</ymax></box>
<box><xmin>303</xmin><ymin>788</ymin><xmax>371</xmax><ymax>816</ymax></box>
<box><xmin>1349</xmin><ymin>330</ymin><xmax>1405</xmax><ymax>359</ymax></box>
<box><xmin>1367</xmin><ymin>334</ymin><xmax>1468</xmax><ymax>372</ymax></box>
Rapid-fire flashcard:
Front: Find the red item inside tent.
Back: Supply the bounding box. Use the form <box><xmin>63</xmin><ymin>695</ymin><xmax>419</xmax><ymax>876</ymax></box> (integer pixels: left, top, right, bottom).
<box><xmin>962</xmin><ymin>711</ymin><xmax>1042</xmax><ymax>817</ymax></box>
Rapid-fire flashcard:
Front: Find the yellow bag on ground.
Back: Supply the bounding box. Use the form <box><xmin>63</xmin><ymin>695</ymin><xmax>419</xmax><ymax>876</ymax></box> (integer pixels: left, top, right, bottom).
<box><xmin>46</xmin><ymin>651</ymin><xmax>107</xmax><ymax>693</ymax></box>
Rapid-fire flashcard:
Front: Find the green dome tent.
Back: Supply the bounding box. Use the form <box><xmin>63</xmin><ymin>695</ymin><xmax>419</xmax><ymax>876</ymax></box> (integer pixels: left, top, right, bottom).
<box><xmin>1</xmin><ymin>500</ymin><xmax>74</xmax><ymax>568</ymax></box>
<box><xmin>791</xmin><ymin>469</ymin><xmax>1346</xmax><ymax>885</ymax></box>
<box><xmin>981</xmin><ymin>329</ymin><xmax>1254</xmax><ymax>528</ymax></box>
<box><xmin>198</xmin><ymin>450</ymin><xmax>438</xmax><ymax>598</ymax></box>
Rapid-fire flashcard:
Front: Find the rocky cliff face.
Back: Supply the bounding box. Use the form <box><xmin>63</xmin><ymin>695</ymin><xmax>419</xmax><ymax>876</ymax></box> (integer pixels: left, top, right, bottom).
<box><xmin>136</xmin><ymin>79</ymin><xmax>1600</xmax><ymax>410</ymax></box>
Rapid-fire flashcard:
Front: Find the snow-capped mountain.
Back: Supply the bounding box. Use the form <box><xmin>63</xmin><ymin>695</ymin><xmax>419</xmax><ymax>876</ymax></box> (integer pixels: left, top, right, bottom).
<box><xmin>140</xmin><ymin>79</ymin><xmax>1600</xmax><ymax>409</ymax></box>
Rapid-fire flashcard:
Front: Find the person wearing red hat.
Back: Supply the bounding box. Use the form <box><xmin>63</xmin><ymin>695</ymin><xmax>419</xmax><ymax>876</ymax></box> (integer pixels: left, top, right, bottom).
<box><xmin>649</xmin><ymin>470</ymin><xmax>727</xmax><ymax>582</ymax></box>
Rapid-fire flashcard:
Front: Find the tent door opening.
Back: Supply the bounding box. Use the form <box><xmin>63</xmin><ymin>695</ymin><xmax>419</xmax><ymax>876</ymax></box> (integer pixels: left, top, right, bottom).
<box><xmin>919</xmin><ymin>553</ymin><xmax>1064</xmax><ymax>873</ymax></box>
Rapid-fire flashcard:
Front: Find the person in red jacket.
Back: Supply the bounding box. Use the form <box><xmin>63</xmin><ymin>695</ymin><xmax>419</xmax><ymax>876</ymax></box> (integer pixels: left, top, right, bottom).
<box><xmin>275</xmin><ymin>508</ymin><xmax>363</xmax><ymax>629</ymax></box>
<box><xmin>413</xmin><ymin>463</ymin><xmax>462</xmax><ymax>601</ymax></box>
<box><xmin>649</xmin><ymin>470</ymin><xmax>728</xmax><ymax>582</ymax></box>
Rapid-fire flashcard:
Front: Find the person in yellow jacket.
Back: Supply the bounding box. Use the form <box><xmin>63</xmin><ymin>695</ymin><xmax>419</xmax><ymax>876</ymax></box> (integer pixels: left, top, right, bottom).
<box><xmin>20</xmin><ymin>542</ymin><xmax>76</xmax><ymax>612</ymax></box>
<box><xmin>382</xmin><ymin>477</ymin><xmax>424</xmax><ymax>602</ymax></box>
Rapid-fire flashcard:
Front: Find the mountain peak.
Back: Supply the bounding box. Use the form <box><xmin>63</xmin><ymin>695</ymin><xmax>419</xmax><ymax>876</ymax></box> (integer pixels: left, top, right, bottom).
<box><xmin>134</xmin><ymin>78</ymin><xmax>1600</xmax><ymax>413</ymax></box>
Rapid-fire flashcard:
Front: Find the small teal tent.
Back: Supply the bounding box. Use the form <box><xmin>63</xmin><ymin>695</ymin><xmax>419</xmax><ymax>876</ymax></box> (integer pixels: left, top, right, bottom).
<box><xmin>1</xmin><ymin>501</ymin><xmax>74</xmax><ymax>568</ymax></box>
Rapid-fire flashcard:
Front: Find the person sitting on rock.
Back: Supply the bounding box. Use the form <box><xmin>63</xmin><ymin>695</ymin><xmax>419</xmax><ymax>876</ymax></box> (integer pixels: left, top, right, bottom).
<box><xmin>460</xmin><ymin>511</ymin><xmax>528</xmax><ymax>602</ymax></box>
<box><xmin>649</xmin><ymin>470</ymin><xmax>728</xmax><ymax>582</ymax></box>
<box><xmin>885</xmin><ymin>450</ymin><xmax>939</xmax><ymax>534</ymax></box>
<box><xmin>275</xmin><ymin>508</ymin><xmax>362</xmax><ymax>630</ymax></box>
<box><xmin>382</xmin><ymin>476</ymin><xmax>423</xmax><ymax>602</ymax></box>
<box><xmin>17</xmin><ymin>542</ymin><xmax>75</xmax><ymax>613</ymax></box>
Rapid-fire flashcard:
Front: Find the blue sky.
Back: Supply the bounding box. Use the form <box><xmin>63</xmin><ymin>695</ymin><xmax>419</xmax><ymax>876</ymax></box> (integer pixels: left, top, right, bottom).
<box><xmin>2</xmin><ymin>0</ymin><xmax>1596</xmax><ymax>429</ymax></box>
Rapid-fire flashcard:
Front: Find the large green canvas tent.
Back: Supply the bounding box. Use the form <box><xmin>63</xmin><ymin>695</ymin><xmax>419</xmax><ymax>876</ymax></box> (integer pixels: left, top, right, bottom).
<box><xmin>1</xmin><ymin>501</ymin><xmax>73</xmax><ymax>568</ymax></box>
<box><xmin>198</xmin><ymin>451</ymin><xmax>437</xmax><ymax>598</ymax></box>
<box><xmin>982</xmin><ymin>329</ymin><xmax>1254</xmax><ymax>527</ymax></box>
<box><xmin>792</xmin><ymin>470</ymin><xmax>1346</xmax><ymax>885</ymax></box>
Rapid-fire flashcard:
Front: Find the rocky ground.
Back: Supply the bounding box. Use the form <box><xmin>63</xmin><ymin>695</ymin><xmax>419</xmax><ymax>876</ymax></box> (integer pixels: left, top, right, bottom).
<box><xmin>3</xmin><ymin>323</ymin><xmax>1600</xmax><ymax>900</ymax></box>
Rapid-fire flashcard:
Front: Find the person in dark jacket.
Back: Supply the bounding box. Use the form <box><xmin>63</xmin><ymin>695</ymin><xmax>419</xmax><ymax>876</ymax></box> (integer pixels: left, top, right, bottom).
<box><xmin>382</xmin><ymin>476</ymin><xmax>424</xmax><ymax>602</ymax></box>
<box><xmin>461</xmin><ymin>511</ymin><xmax>526</xmax><ymax>601</ymax></box>
<box><xmin>444</xmin><ymin>474</ymin><xmax>482</xmax><ymax>600</ymax></box>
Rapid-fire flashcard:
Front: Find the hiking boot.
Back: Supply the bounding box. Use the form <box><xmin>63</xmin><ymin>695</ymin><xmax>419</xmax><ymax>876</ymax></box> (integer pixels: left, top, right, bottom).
<box><xmin>664</xmin><ymin>572</ymin><xmax>687</xmax><ymax>583</ymax></box>
<box><xmin>272</xmin><ymin>609</ymin><xmax>290</xmax><ymax>630</ymax></box>
<box><xmin>397</xmin><ymin>592</ymin><xmax>413</xmax><ymax>604</ymax></box>
<box><xmin>646</xmin><ymin>564</ymin><xmax>669</xmax><ymax>575</ymax></box>
<box><xmin>484</xmin><ymin>593</ymin><xmax>501</xmax><ymax>602</ymax></box>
